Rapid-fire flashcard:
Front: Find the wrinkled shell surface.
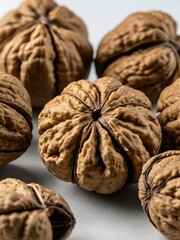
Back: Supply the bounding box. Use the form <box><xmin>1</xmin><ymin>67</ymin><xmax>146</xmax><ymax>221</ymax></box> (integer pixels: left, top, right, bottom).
<box><xmin>138</xmin><ymin>150</ymin><xmax>180</xmax><ymax>240</ymax></box>
<box><xmin>0</xmin><ymin>0</ymin><xmax>93</xmax><ymax>108</ymax></box>
<box><xmin>157</xmin><ymin>77</ymin><xmax>180</xmax><ymax>151</ymax></box>
<box><xmin>0</xmin><ymin>178</ymin><xmax>75</xmax><ymax>240</ymax></box>
<box><xmin>0</xmin><ymin>72</ymin><xmax>32</xmax><ymax>165</ymax></box>
<box><xmin>38</xmin><ymin>77</ymin><xmax>161</xmax><ymax>194</ymax></box>
<box><xmin>96</xmin><ymin>11</ymin><xmax>180</xmax><ymax>102</ymax></box>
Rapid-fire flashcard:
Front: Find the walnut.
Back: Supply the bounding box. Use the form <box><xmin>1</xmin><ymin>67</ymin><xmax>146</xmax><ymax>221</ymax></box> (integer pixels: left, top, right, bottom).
<box><xmin>38</xmin><ymin>77</ymin><xmax>161</xmax><ymax>194</ymax></box>
<box><xmin>0</xmin><ymin>72</ymin><xmax>32</xmax><ymax>166</ymax></box>
<box><xmin>95</xmin><ymin>11</ymin><xmax>180</xmax><ymax>102</ymax></box>
<box><xmin>157</xmin><ymin>77</ymin><xmax>180</xmax><ymax>151</ymax></box>
<box><xmin>0</xmin><ymin>178</ymin><xmax>75</xmax><ymax>240</ymax></box>
<box><xmin>0</xmin><ymin>0</ymin><xmax>93</xmax><ymax>108</ymax></box>
<box><xmin>138</xmin><ymin>150</ymin><xmax>180</xmax><ymax>240</ymax></box>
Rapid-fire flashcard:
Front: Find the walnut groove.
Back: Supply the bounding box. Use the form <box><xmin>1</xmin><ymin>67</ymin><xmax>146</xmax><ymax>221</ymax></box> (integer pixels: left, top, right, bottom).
<box><xmin>0</xmin><ymin>0</ymin><xmax>93</xmax><ymax>108</ymax></box>
<box><xmin>96</xmin><ymin>11</ymin><xmax>180</xmax><ymax>102</ymax></box>
<box><xmin>138</xmin><ymin>150</ymin><xmax>180</xmax><ymax>240</ymax></box>
<box><xmin>0</xmin><ymin>72</ymin><xmax>32</xmax><ymax>165</ymax></box>
<box><xmin>0</xmin><ymin>178</ymin><xmax>75</xmax><ymax>240</ymax></box>
<box><xmin>157</xmin><ymin>77</ymin><xmax>180</xmax><ymax>151</ymax></box>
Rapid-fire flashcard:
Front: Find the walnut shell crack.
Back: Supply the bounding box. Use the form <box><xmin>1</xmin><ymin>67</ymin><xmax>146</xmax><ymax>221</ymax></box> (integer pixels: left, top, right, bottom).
<box><xmin>0</xmin><ymin>178</ymin><xmax>75</xmax><ymax>240</ymax></box>
<box><xmin>157</xmin><ymin>77</ymin><xmax>180</xmax><ymax>151</ymax></box>
<box><xmin>38</xmin><ymin>77</ymin><xmax>161</xmax><ymax>194</ymax></box>
<box><xmin>0</xmin><ymin>0</ymin><xmax>93</xmax><ymax>108</ymax></box>
<box><xmin>0</xmin><ymin>72</ymin><xmax>32</xmax><ymax>165</ymax></box>
<box><xmin>95</xmin><ymin>11</ymin><xmax>180</xmax><ymax>102</ymax></box>
<box><xmin>138</xmin><ymin>150</ymin><xmax>180</xmax><ymax>240</ymax></box>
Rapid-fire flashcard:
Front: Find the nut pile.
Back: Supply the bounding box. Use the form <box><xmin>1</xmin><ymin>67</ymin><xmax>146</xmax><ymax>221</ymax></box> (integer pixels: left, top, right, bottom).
<box><xmin>0</xmin><ymin>1</ymin><xmax>179</xmax><ymax>240</ymax></box>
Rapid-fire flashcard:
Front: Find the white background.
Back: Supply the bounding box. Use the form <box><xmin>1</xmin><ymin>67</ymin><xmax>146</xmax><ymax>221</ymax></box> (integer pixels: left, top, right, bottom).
<box><xmin>0</xmin><ymin>1</ymin><xmax>180</xmax><ymax>240</ymax></box>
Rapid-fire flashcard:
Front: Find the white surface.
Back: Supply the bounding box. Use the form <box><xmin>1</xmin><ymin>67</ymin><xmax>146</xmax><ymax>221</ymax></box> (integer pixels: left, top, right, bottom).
<box><xmin>0</xmin><ymin>1</ymin><xmax>179</xmax><ymax>239</ymax></box>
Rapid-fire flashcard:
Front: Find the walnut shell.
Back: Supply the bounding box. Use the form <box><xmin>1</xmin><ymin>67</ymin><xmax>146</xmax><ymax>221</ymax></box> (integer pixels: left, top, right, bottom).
<box><xmin>95</xmin><ymin>11</ymin><xmax>180</xmax><ymax>102</ymax></box>
<box><xmin>38</xmin><ymin>77</ymin><xmax>161</xmax><ymax>194</ymax></box>
<box><xmin>157</xmin><ymin>77</ymin><xmax>180</xmax><ymax>151</ymax></box>
<box><xmin>0</xmin><ymin>178</ymin><xmax>75</xmax><ymax>240</ymax></box>
<box><xmin>138</xmin><ymin>150</ymin><xmax>180</xmax><ymax>240</ymax></box>
<box><xmin>0</xmin><ymin>0</ymin><xmax>93</xmax><ymax>108</ymax></box>
<box><xmin>0</xmin><ymin>72</ymin><xmax>32</xmax><ymax>165</ymax></box>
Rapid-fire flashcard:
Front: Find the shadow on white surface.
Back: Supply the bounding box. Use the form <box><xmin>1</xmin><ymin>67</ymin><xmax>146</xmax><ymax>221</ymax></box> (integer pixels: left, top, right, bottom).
<box><xmin>72</xmin><ymin>183</ymin><xmax>141</xmax><ymax>210</ymax></box>
<box><xmin>0</xmin><ymin>164</ymin><xmax>42</xmax><ymax>183</ymax></box>
<box><xmin>97</xmin><ymin>183</ymin><xmax>140</xmax><ymax>209</ymax></box>
<box><xmin>67</xmin><ymin>183</ymin><xmax>167</xmax><ymax>240</ymax></box>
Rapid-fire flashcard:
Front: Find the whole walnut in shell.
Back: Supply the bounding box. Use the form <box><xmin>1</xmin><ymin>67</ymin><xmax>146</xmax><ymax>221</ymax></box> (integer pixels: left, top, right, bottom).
<box><xmin>0</xmin><ymin>0</ymin><xmax>93</xmax><ymax>108</ymax></box>
<box><xmin>157</xmin><ymin>77</ymin><xmax>180</xmax><ymax>151</ymax></box>
<box><xmin>0</xmin><ymin>72</ymin><xmax>32</xmax><ymax>166</ymax></box>
<box><xmin>138</xmin><ymin>150</ymin><xmax>180</xmax><ymax>240</ymax></box>
<box><xmin>38</xmin><ymin>77</ymin><xmax>161</xmax><ymax>194</ymax></box>
<box><xmin>0</xmin><ymin>178</ymin><xmax>75</xmax><ymax>240</ymax></box>
<box><xmin>95</xmin><ymin>11</ymin><xmax>180</xmax><ymax>102</ymax></box>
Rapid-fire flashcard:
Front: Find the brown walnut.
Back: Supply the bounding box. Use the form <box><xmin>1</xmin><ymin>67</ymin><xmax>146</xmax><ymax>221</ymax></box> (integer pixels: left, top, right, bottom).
<box><xmin>95</xmin><ymin>11</ymin><xmax>180</xmax><ymax>102</ymax></box>
<box><xmin>157</xmin><ymin>77</ymin><xmax>180</xmax><ymax>151</ymax></box>
<box><xmin>138</xmin><ymin>150</ymin><xmax>180</xmax><ymax>240</ymax></box>
<box><xmin>0</xmin><ymin>0</ymin><xmax>93</xmax><ymax>108</ymax></box>
<box><xmin>0</xmin><ymin>72</ymin><xmax>32</xmax><ymax>166</ymax></box>
<box><xmin>38</xmin><ymin>77</ymin><xmax>161</xmax><ymax>194</ymax></box>
<box><xmin>0</xmin><ymin>178</ymin><xmax>75</xmax><ymax>240</ymax></box>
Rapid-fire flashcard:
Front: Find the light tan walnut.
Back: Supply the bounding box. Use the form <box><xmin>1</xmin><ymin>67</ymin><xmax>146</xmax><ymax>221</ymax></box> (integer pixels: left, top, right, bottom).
<box><xmin>157</xmin><ymin>77</ymin><xmax>180</xmax><ymax>151</ymax></box>
<box><xmin>138</xmin><ymin>150</ymin><xmax>180</xmax><ymax>240</ymax></box>
<box><xmin>0</xmin><ymin>178</ymin><xmax>75</xmax><ymax>240</ymax></box>
<box><xmin>96</xmin><ymin>11</ymin><xmax>180</xmax><ymax>102</ymax></box>
<box><xmin>0</xmin><ymin>72</ymin><xmax>32</xmax><ymax>165</ymax></box>
<box><xmin>0</xmin><ymin>0</ymin><xmax>93</xmax><ymax>108</ymax></box>
<box><xmin>38</xmin><ymin>77</ymin><xmax>161</xmax><ymax>194</ymax></box>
